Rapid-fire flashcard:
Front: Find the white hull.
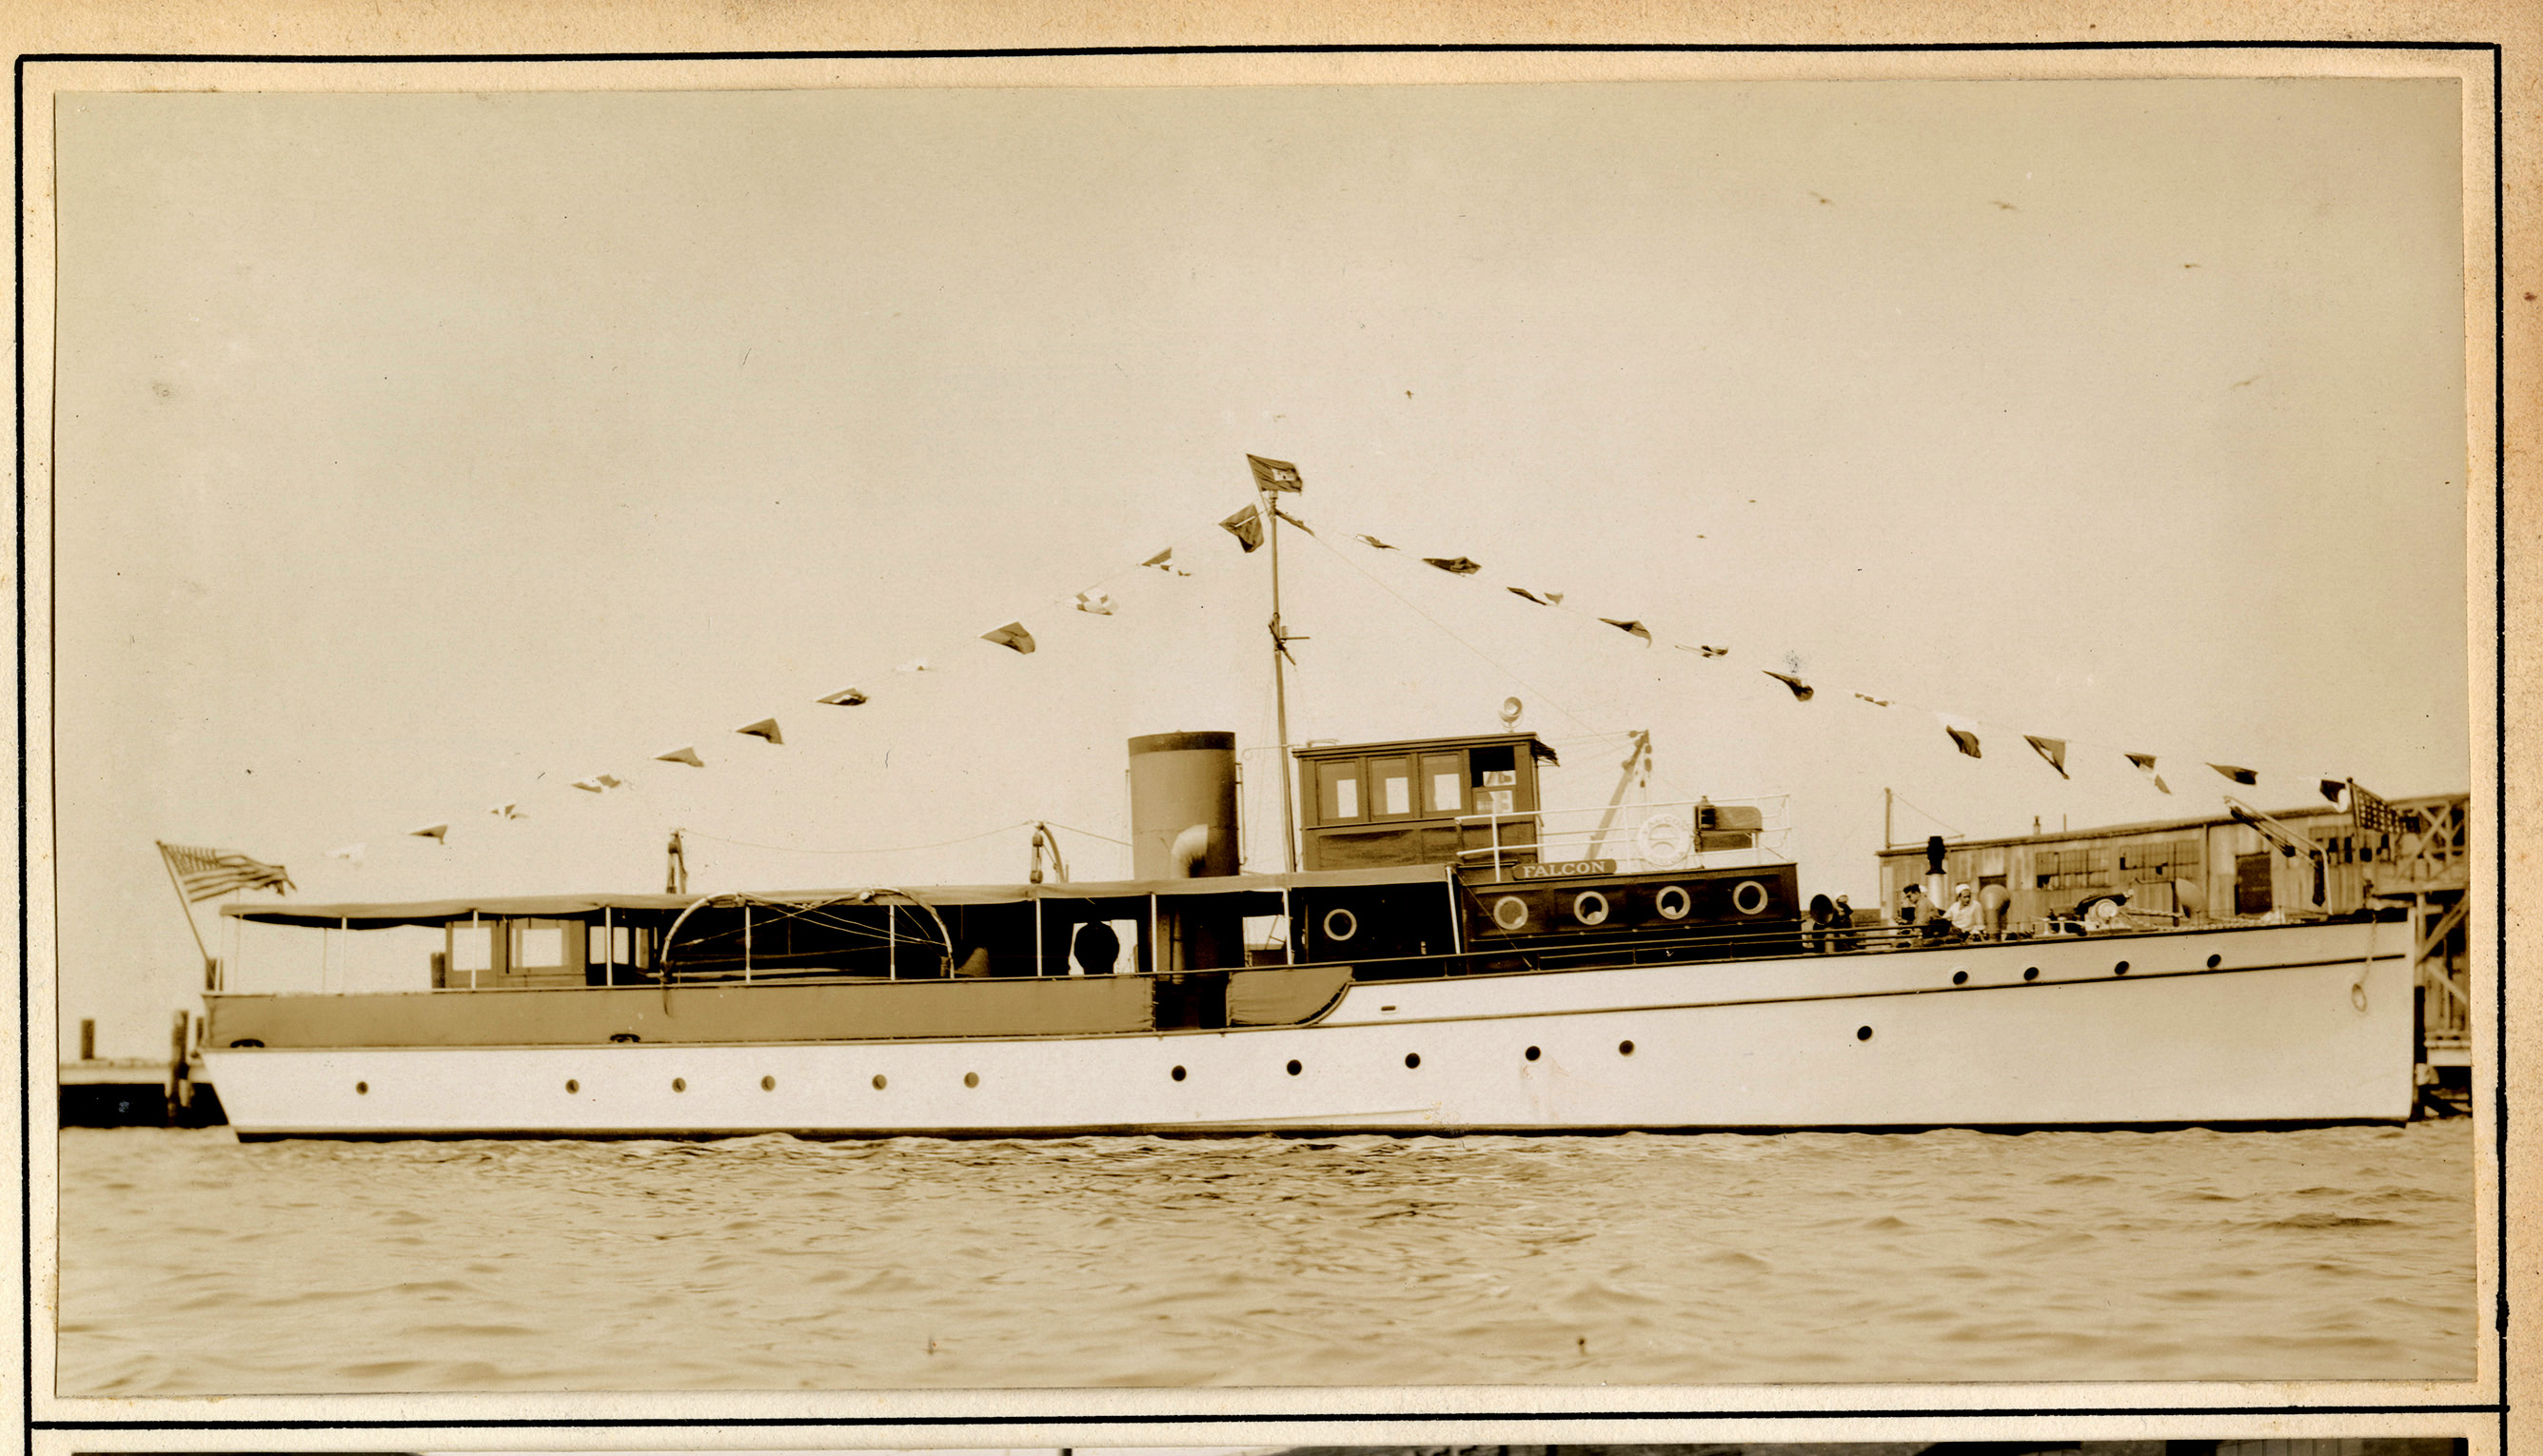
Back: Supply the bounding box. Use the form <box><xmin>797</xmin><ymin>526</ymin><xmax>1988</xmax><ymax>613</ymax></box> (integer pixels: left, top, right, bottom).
<box><xmin>201</xmin><ymin>920</ymin><xmax>2415</xmax><ymax>1136</ymax></box>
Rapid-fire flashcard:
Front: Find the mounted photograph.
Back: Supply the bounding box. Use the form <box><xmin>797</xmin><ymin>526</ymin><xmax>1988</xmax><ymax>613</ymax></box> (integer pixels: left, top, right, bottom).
<box><xmin>35</xmin><ymin>56</ymin><xmax>2488</xmax><ymax>1398</ymax></box>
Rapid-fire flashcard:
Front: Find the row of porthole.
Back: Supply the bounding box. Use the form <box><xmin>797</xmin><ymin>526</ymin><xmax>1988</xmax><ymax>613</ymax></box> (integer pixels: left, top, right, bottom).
<box><xmin>346</xmin><ymin>1072</ymin><xmax>997</xmax><ymax>1097</ymax></box>
<box><xmin>1486</xmin><ymin>879</ymin><xmax>1766</xmax><ymax>934</ymax></box>
<box><xmin>1943</xmin><ymin>953</ymin><xmax>2217</xmax><ymax>989</ymax></box>
<box><xmin>1163</xmin><ymin>1039</ymin><xmax>1635</xmax><ymax>1081</ymax></box>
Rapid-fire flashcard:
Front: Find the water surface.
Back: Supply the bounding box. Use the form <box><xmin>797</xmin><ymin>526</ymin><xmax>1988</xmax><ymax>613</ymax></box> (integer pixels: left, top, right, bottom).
<box><xmin>57</xmin><ymin>1122</ymin><xmax>2474</xmax><ymax>1393</ymax></box>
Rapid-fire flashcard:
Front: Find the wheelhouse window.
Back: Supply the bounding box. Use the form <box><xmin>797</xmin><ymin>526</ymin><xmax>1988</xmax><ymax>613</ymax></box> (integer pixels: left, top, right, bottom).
<box><xmin>1423</xmin><ymin>753</ymin><xmax>1466</xmax><ymax>814</ymax></box>
<box><xmin>1469</xmin><ymin>743</ymin><xmax>1519</xmax><ymax>817</ymax></box>
<box><xmin>1316</xmin><ymin>758</ymin><xmax>1363</xmax><ymax>821</ymax></box>
<box><xmin>1370</xmin><ymin>756</ymin><xmax>1413</xmax><ymax>818</ymax></box>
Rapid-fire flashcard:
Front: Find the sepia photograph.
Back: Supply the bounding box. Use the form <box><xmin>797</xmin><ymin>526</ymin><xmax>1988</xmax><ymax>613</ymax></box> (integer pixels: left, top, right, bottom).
<box><xmin>32</xmin><ymin>44</ymin><xmax>2494</xmax><ymax>1406</ymax></box>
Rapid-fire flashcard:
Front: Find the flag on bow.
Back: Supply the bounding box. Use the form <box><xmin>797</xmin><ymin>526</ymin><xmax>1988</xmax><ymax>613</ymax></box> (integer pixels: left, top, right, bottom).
<box><xmin>156</xmin><ymin>841</ymin><xmax>293</xmax><ymax>901</ymax></box>
<box><xmin>2023</xmin><ymin>735</ymin><xmax>2069</xmax><ymax>779</ymax></box>
<box><xmin>1247</xmin><ymin>454</ymin><xmax>1304</xmax><ymax>492</ymax></box>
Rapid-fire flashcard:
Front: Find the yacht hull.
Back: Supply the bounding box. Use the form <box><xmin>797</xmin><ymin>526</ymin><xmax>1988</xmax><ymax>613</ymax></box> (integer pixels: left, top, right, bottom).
<box><xmin>200</xmin><ymin>919</ymin><xmax>2415</xmax><ymax>1137</ymax></box>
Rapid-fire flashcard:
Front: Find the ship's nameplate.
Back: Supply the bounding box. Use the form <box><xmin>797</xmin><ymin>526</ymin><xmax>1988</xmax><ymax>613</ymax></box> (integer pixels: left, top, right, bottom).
<box><xmin>1510</xmin><ymin>859</ymin><xmax>1616</xmax><ymax>880</ymax></box>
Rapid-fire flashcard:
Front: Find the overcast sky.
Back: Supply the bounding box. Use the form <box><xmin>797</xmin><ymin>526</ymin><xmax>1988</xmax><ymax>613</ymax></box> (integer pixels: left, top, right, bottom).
<box><xmin>50</xmin><ymin>79</ymin><xmax>2469</xmax><ymax>1054</ymax></box>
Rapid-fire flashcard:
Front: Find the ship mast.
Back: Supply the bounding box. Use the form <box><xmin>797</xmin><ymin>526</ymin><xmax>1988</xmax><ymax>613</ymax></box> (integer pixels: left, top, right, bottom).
<box><xmin>1264</xmin><ymin>477</ymin><xmax>1300</xmax><ymax>872</ymax></box>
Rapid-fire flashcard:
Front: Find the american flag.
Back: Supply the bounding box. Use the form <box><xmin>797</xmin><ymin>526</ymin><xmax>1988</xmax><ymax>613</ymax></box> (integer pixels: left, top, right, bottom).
<box><xmin>2348</xmin><ymin>779</ymin><xmax>2404</xmax><ymax>836</ymax></box>
<box><xmin>157</xmin><ymin>841</ymin><xmax>293</xmax><ymax>902</ymax></box>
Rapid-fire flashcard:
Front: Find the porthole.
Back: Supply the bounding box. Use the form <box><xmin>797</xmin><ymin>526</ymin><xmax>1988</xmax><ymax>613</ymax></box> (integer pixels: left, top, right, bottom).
<box><xmin>228</xmin><ymin>1038</ymin><xmax>265</xmax><ymax>1049</ymax></box>
<box><xmin>1286</xmin><ymin>1059</ymin><xmax>1303</xmax><ymax>1076</ymax></box>
<box><xmin>760</xmin><ymin>1075</ymin><xmax>776</xmax><ymax>1092</ymax></box>
<box><xmin>2114</xmin><ymin>961</ymin><xmax>2130</xmax><ymax>976</ymax></box>
<box><xmin>672</xmin><ymin>1077</ymin><xmax>686</xmax><ymax>1092</ymax></box>
<box><xmin>1731</xmin><ymin>879</ymin><xmax>1770</xmax><ymax>915</ymax></box>
<box><xmin>872</xmin><ymin>1073</ymin><xmax>887</xmax><ymax>1091</ymax></box>
<box><xmin>1322</xmin><ymin>907</ymin><xmax>1359</xmax><ymax>942</ymax></box>
<box><xmin>1405</xmin><ymin>1053</ymin><xmax>1421</xmax><ymax>1069</ymax></box>
<box><xmin>1617</xmin><ymin>1039</ymin><xmax>1635</xmax><ymax>1056</ymax></box>
<box><xmin>610</xmin><ymin>1033</ymin><xmax>641</xmax><ymax>1044</ymax></box>
<box><xmin>1573</xmin><ymin>891</ymin><xmax>1610</xmax><ymax>926</ymax></box>
<box><xmin>1856</xmin><ymin>1026</ymin><xmax>1874</xmax><ymax>1041</ymax></box>
<box><xmin>565</xmin><ymin>1079</ymin><xmax>580</xmax><ymax>1093</ymax></box>
<box><xmin>1171</xmin><ymin>1065</ymin><xmax>1187</xmax><ymax>1081</ymax></box>
<box><xmin>963</xmin><ymin>1072</ymin><xmax>980</xmax><ymax>1089</ymax></box>
<box><xmin>1492</xmin><ymin>895</ymin><xmax>1530</xmax><ymax>931</ymax></box>
<box><xmin>2206</xmin><ymin>954</ymin><xmax>2222</xmax><ymax>969</ymax></box>
<box><xmin>1951</xmin><ymin>970</ymin><xmax>1968</xmax><ymax>986</ymax></box>
<box><xmin>354</xmin><ymin>1081</ymin><xmax>368</xmax><ymax>1094</ymax></box>
<box><xmin>1653</xmin><ymin>884</ymin><xmax>1692</xmax><ymax>920</ymax></box>
<box><xmin>1525</xmin><ymin>1045</ymin><xmax>1542</xmax><ymax>1061</ymax></box>
<box><xmin>2023</xmin><ymin>967</ymin><xmax>2040</xmax><ymax>982</ymax></box>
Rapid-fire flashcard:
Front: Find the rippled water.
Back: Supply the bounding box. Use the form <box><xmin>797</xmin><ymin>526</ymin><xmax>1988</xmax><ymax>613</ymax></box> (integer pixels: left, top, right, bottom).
<box><xmin>57</xmin><ymin>1122</ymin><xmax>2474</xmax><ymax>1394</ymax></box>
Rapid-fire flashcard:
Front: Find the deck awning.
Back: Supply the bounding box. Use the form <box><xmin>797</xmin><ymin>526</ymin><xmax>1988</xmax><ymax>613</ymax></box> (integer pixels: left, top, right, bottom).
<box><xmin>219</xmin><ymin>862</ymin><xmax>1453</xmax><ymax>929</ymax></box>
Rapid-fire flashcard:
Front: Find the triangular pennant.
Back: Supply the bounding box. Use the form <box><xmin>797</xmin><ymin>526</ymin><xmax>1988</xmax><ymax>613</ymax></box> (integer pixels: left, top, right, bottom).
<box><xmin>1764</xmin><ymin>670</ymin><xmax>1814</xmax><ymax>701</ymax></box>
<box><xmin>1246</xmin><ymin>453</ymin><xmax>1304</xmax><ymax>492</ymax></box>
<box><xmin>2023</xmin><ymin>735</ymin><xmax>2070</xmax><ymax>779</ymax></box>
<box><xmin>818</xmin><ymin>687</ymin><xmax>870</xmax><ymax>706</ymax></box>
<box><xmin>570</xmin><ymin>779</ymin><xmax>603</xmax><ymax>793</ymax></box>
<box><xmin>1351</xmin><ymin>533</ymin><xmax>1398</xmax><ymax>551</ymax></box>
<box><xmin>1508</xmin><ymin>587</ymin><xmax>1551</xmax><ymax>605</ymax></box>
<box><xmin>1544</xmin><ymin>591</ymin><xmax>1564</xmax><ymax>605</ymax></box>
<box><xmin>1852</xmin><ymin>692</ymin><xmax>1888</xmax><ymax>705</ymax></box>
<box><xmin>1142</xmin><ymin>547</ymin><xmax>1174</xmax><ymax>570</ymax></box>
<box><xmin>1074</xmin><ymin>591</ymin><xmax>1114</xmax><ymax>616</ymax></box>
<box><xmin>2208</xmin><ymin>762</ymin><xmax>2257</xmax><ymax>786</ymax></box>
<box><xmin>409</xmin><ymin>822</ymin><xmax>449</xmax><ymax>842</ymax></box>
<box><xmin>980</xmin><ymin>622</ymin><xmax>1036</xmax><ymax>655</ymax></box>
<box><xmin>896</xmin><ymin>658</ymin><xmax>930</xmax><ymax>675</ymax></box>
<box><xmin>1674</xmin><ymin>642</ymin><xmax>1730</xmax><ymax>659</ymax></box>
<box><xmin>1220</xmin><ymin>504</ymin><xmax>1264</xmax><ymax>553</ymax></box>
<box><xmin>488</xmin><ymin>802</ymin><xmax>522</xmax><ymax>819</ymax></box>
<box><xmin>1600</xmin><ymin>618</ymin><xmax>1653</xmax><ymax>644</ymax></box>
<box><xmin>656</xmin><ymin>746</ymin><xmax>704</xmax><ymax>767</ymax></box>
<box><xmin>1944</xmin><ymin>725</ymin><xmax>1982</xmax><ymax>758</ymax></box>
<box><xmin>736</xmin><ymin>718</ymin><xmax>784</xmax><ymax>745</ymax></box>
<box><xmin>2126</xmin><ymin>753</ymin><xmax>2172</xmax><ymax>794</ymax></box>
<box><xmin>597</xmin><ymin>774</ymin><xmax>622</xmax><ymax>789</ymax></box>
<box><xmin>1423</xmin><ymin>556</ymin><xmax>1482</xmax><ymax>576</ymax></box>
<box><xmin>2319</xmin><ymin>777</ymin><xmax>2347</xmax><ymax>805</ymax></box>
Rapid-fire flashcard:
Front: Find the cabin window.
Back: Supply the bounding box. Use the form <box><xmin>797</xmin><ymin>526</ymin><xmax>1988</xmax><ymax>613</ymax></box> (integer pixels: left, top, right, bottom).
<box><xmin>1370</xmin><ymin>757</ymin><xmax>1413</xmax><ymax>818</ymax></box>
<box><xmin>1317</xmin><ymin>759</ymin><xmax>1363</xmax><ymax>821</ymax></box>
<box><xmin>2235</xmin><ymin>852</ymin><xmax>2274</xmax><ymax>915</ymax></box>
<box><xmin>1423</xmin><ymin>753</ymin><xmax>1466</xmax><ymax>815</ymax></box>
<box><xmin>450</xmin><ymin>925</ymin><xmax>493</xmax><ymax>974</ymax></box>
<box><xmin>517</xmin><ymin>926</ymin><xmax>565</xmax><ymax>968</ymax></box>
<box><xmin>1469</xmin><ymin>743</ymin><xmax>1519</xmax><ymax>816</ymax></box>
<box><xmin>587</xmin><ymin>926</ymin><xmax>634</xmax><ymax>964</ymax></box>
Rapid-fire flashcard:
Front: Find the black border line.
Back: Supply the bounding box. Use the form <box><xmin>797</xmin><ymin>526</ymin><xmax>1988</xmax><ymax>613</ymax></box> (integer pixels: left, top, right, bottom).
<box><xmin>14</xmin><ymin>36</ymin><xmax>2512</xmax><ymax>1444</ymax></box>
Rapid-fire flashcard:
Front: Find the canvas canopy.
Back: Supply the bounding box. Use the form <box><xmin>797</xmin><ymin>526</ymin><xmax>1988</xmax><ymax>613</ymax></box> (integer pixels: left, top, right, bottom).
<box><xmin>219</xmin><ymin>863</ymin><xmax>1452</xmax><ymax>930</ymax></box>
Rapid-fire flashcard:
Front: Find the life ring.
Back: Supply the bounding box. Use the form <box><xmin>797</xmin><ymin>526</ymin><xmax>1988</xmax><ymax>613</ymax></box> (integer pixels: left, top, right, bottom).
<box><xmin>1322</xmin><ymin>907</ymin><xmax>1358</xmax><ymax>943</ymax></box>
<box><xmin>1573</xmin><ymin>891</ymin><xmax>1610</xmax><ymax>926</ymax></box>
<box><xmin>1637</xmin><ymin>812</ymin><xmax>1692</xmax><ymax>867</ymax></box>
<box><xmin>1653</xmin><ymin>885</ymin><xmax>1692</xmax><ymax>920</ymax></box>
<box><xmin>1492</xmin><ymin>895</ymin><xmax>1530</xmax><ymax>931</ymax></box>
<box><xmin>1731</xmin><ymin>879</ymin><xmax>1770</xmax><ymax>915</ymax></box>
